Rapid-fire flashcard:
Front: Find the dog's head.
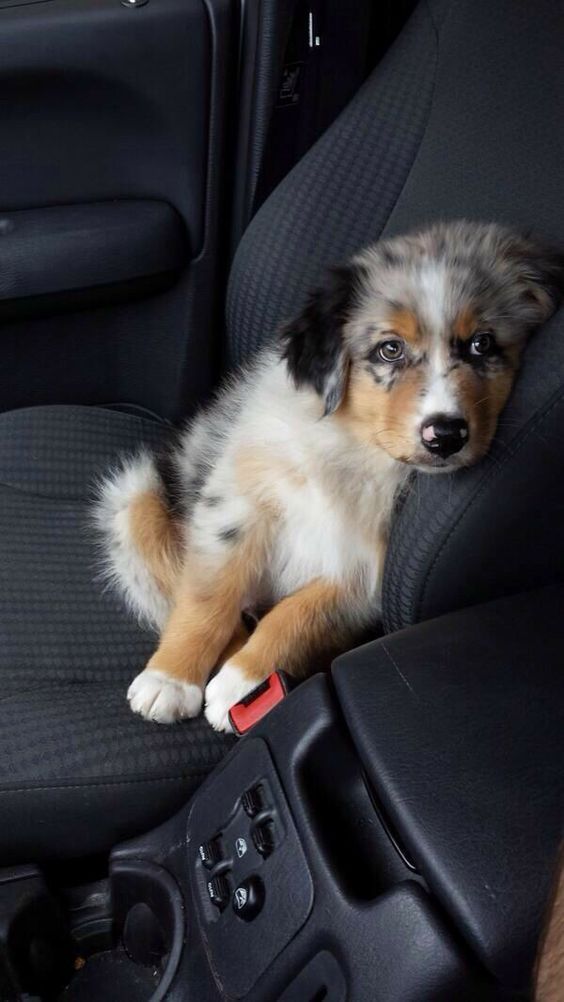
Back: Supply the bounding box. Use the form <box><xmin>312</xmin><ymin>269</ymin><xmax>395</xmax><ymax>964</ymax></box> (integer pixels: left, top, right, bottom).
<box><xmin>282</xmin><ymin>221</ymin><xmax>564</xmax><ymax>471</ymax></box>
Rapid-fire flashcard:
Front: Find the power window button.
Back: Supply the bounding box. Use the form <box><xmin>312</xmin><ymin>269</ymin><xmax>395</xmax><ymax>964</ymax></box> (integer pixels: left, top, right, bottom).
<box><xmin>207</xmin><ymin>875</ymin><xmax>230</xmax><ymax>911</ymax></box>
<box><xmin>241</xmin><ymin>785</ymin><xmax>264</xmax><ymax>817</ymax></box>
<box><xmin>198</xmin><ymin>836</ymin><xmax>222</xmax><ymax>869</ymax></box>
<box><xmin>253</xmin><ymin>819</ymin><xmax>275</xmax><ymax>858</ymax></box>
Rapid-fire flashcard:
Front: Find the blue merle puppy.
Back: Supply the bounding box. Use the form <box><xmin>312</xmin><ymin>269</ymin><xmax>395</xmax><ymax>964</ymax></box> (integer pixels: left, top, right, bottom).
<box><xmin>95</xmin><ymin>221</ymin><xmax>564</xmax><ymax>731</ymax></box>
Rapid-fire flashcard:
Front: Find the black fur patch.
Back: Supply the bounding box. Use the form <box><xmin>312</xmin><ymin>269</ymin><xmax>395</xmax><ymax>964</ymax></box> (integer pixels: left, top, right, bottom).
<box><xmin>450</xmin><ymin>337</ymin><xmax>507</xmax><ymax>373</ymax></box>
<box><xmin>219</xmin><ymin>526</ymin><xmax>240</xmax><ymax>543</ymax></box>
<box><xmin>203</xmin><ymin>495</ymin><xmax>222</xmax><ymax>507</ymax></box>
<box><xmin>155</xmin><ymin>436</ymin><xmax>210</xmax><ymax>518</ymax></box>
<box><xmin>280</xmin><ymin>263</ymin><xmax>366</xmax><ymax>415</ymax></box>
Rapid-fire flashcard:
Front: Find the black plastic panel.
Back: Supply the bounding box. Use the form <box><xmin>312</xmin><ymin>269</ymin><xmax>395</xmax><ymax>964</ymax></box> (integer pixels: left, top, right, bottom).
<box><xmin>333</xmin><ymin>585</ymin><xmax>564</xmax><ymax>991</ymax></box>
<box><xmin>0</xmin><ymin>0</ymin><xmax>209</xmax><ymax>246</ymax></box>
<box><xmin>0</xmin><ymin>200</ymin><xmax>187</xmax><ymax>306</ymax></box>
<box><xmin>276</xmin><ymin>951</ymin><xmax>346</xmax><ymax>1002</ymax></box>
<box><xmin>111</xmin><ymin>676</ymin><xmax>490</xmax><ymax>1001</ymax></box>
<box><xmin>0</xmin><ymin>0</ymin><xmax>234</xmax><ymax>419</ymax></box>
<box><xmin>187</xmin><ymin>738</ymin><xmax>314</xmax><ymax>998</ymax></box>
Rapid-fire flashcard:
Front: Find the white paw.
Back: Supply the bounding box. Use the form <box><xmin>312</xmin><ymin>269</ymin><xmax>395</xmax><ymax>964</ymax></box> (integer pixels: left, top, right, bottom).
<box><xmin>127</xmin><ymin>669</ymin><xmax>203</xmax><ymax>724</ymax></box>
<box><xmin>204</xmin><ymin>661</ymin><xmax>261</xmax><ymax>733</ymax></box>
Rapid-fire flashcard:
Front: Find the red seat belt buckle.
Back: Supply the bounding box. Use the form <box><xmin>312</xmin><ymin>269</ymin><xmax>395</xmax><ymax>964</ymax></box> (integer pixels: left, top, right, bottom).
<box><xmin>228</xmin><ymin>671</ymin><xmax>292</xmax><ymax>736</ymax></box>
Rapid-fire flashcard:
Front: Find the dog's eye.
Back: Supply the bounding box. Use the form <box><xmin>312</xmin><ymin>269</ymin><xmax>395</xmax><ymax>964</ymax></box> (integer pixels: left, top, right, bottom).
<box><xmin>377</xmin><ymin>339</ymin><xmax>404</xmax><ymax>362</ymax></box>
<box><xmin>470</xmin><ymin>331</ymin><xmax>494</xmax><ymax>356</ymax></box>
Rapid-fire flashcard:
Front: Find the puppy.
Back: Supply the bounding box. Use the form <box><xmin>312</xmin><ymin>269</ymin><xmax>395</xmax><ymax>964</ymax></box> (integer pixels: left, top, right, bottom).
<box><xmin>95</xmin><ymin>221</ymin><xmax>564</xmax><ymax>732</ymax></box>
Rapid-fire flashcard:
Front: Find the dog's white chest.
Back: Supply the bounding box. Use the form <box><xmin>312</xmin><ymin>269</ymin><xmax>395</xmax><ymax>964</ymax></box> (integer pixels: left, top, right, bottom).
<box><xmin>266</xmin><ymin>477</ymin><xmax>379</xmax><ymax>602</ymax></box>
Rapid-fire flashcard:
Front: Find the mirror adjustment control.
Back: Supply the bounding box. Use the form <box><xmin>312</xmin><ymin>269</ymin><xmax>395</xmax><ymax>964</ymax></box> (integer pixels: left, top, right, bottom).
<box><xmin>253</xmin><ymin>819</ymin><xmax>275</xmax><ymax>858</ymax></box>
<box><xmin>198</xmin><ymin>836</ymin><xmax>222</xmax><ymax>869</ymax></box>
<box><xmin>232</xmin><ymin>875</ymin><xmax>265</xmax><ymax>921</ymax></box>
<box><xmin>241</xmin><ymin>785</ymin><xmax>264</xmax><ymax>817</ymax></box>
<box><xmin>207</xmin><ymin>874</ymin><xmax>230</xmax><ymax>911</ymax></box>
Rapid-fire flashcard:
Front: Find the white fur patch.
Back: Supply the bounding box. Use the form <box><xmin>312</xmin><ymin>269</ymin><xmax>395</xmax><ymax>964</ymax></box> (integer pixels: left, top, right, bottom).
<box><xmin>418</xmin><ymin>261</ymin><xmax>449</xmax><ymax>335</ymax></box>
<box><xmin>421</xmin><ymin>372</ymin><xmax>460</xmax><ymax>420</ymax></box>
<box><xmin>127</xmin><ymin>669</ymin><xmax>203</xmax><ymax>723</ymax></box>
<box><xmin>417</xmin><ymin>339</ymin><xmax>462</xmax><ymax>428</ymax></box>
<box><xmin>204</xmin><ymin>661</ymin><xmax>260</xmax><ymax>733</ymax></box>
<box><xmin>93</xmin><ymin>453</ymin><xmax>171</xmax><ymax>630</ymax></box>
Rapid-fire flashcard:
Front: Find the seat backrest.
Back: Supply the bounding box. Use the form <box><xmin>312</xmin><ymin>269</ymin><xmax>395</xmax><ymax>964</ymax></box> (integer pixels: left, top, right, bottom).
<box><xmin>227</xmin><ymin>0</ymin><xmax>564</xmax><ymax>629</ymax></box>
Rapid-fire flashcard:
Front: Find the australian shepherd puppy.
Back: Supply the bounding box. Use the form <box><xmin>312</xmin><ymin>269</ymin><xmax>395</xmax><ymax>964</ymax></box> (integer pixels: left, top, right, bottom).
<box><xmin>95</xmin><ymin>221</ymin><xmax>563</xmax><ymax>732</ymax></box>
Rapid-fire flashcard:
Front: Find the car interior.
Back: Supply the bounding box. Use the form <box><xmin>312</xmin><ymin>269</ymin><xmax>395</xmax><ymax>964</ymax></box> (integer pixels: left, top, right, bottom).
<box><xmin>0</xmin><ymin>0</ymin><xmax>563</xmax><ymax>998</ymax></box>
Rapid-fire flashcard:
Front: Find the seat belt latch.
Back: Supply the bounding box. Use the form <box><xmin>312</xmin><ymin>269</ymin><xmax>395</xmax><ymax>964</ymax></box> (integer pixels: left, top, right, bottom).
<box><xmin>228</xmin><ymin>671</ymin><xmax>293</xmax><ymax>736</ymax></box>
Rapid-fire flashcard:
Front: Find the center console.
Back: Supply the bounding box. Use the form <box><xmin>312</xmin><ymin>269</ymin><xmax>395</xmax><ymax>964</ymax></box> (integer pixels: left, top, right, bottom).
<box><xmin>108</xmin><ymin>673</ymin><xmax>486</xmax><ymax>1002</ymax></box>
<box><xmin>2</xmin><ymin>585</ymin><xmax>563</xmax><ymax>1001</ymax></box>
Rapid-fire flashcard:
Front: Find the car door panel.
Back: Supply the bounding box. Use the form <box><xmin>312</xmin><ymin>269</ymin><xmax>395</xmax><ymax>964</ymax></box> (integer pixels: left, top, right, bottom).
<box><xmin>0</xmin><ymin>0</ymin><xmax>233</xmax><ymax>418</ymax></box>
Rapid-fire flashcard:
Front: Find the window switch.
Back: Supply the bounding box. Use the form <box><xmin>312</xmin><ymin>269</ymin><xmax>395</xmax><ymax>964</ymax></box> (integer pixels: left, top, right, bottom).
<box><xmin>241</xmin><ymin>784</ymin><xmax>264</xmax><ymax>818</ymax></box>
<box><xmin>198</xmin><ymin>836</ymin><xmax>222</xmax><ymax>869</ymax></box>
<box><xmin>207</xmin><ymin>874</ymin><xmax>230</xmax><ymax>911</ymax></box>
<box><xmin>253</xmin><ymin>819</ymin><xmax>275</xmax><ymax>858</ymax></box>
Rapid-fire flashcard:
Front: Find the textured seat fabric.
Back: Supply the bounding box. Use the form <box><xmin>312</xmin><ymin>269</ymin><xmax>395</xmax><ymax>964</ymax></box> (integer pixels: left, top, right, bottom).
<box><xmin>0</xmin><ymin>406</ymin><xmax>233</xmax><ymax>862</ymax></box>
<box><xmin>227</xmin><ymin>0</ymin><xmax>440</xmax><ymax>367</ymax></box>
<box><xmin>227</xmin><ymin>0</ymin><xmax>564</xmax><ymax>630</ymax></box>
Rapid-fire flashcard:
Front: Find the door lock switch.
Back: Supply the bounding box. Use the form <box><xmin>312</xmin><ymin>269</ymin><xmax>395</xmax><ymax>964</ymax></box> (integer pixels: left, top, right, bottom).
<box><xmin>232</xmin><ymin>875</ymin><xmax>265</xmax><ymax>921</ymax></box>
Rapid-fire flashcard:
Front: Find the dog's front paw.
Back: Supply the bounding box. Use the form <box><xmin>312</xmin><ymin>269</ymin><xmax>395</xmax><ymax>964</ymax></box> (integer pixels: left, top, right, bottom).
<box><xmin>127</xmin><ymin>669</ymin><xmax>203</xmax><ymax>724</ymax></box>
<box><xmin>204</xmin><ymin>661</ymin><xmax>262</xmax><ymax>733</ymax></box>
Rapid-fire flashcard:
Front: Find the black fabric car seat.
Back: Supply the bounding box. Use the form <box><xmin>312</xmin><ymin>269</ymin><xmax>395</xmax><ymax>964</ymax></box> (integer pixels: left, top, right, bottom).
<box><xmin>2</xmin><ymin>0</ymin><xmax>564</xmax><ymax>862</ymax></box>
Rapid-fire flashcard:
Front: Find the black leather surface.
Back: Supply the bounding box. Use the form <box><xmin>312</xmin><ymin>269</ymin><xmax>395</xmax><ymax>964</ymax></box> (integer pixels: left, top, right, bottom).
<box><xmin>332</xmin><ymin>586</ymin><xmax>564</xmax><ymax>990</ymax></box>
<box><xmin>0</xmin><ymin>406</ymin><xmax>233</xmax><ymax>863</ymax></box>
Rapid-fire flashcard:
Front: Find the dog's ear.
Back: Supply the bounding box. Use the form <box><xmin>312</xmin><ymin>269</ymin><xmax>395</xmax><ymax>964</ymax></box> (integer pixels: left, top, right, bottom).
<box><xmin>502</xmin><ymin>234</ymin><xmax>564</xmax><ymax>326</ymax></box>
<box><xmin>280</xmin><ymin>264</ymin><xmax>361</xmax><ymax>415</ymax></box>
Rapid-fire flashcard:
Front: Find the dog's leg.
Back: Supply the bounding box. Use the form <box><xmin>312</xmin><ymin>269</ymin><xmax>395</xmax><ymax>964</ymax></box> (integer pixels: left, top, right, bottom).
<box><xmin>127</xmin><ymin>543</ymin><xmax>260</xmax><ymax>723</ymax></box>
<box><xmin>217</xmin><ymin>619</ymin><xmax>251</xmax><ymax>665</ymax></box>
<box><xmin>205</xmin><ymin>578</ymin><xmax>355</xmax><ymax>731</ymax></box>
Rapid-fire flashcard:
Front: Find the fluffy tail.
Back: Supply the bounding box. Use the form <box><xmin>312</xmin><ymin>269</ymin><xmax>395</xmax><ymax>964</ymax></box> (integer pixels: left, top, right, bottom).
<box><xmin>93</xmin><ymin>452</ymin><xmax>182</xmax><ymax>630</ymax></box>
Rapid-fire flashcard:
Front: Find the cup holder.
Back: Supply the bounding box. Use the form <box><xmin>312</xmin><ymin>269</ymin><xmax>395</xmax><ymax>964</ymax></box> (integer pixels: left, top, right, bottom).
<box><xmin>61</xmin><ymin>859</ymin><xmax>184</xmax><ymax>1001</ymax></box>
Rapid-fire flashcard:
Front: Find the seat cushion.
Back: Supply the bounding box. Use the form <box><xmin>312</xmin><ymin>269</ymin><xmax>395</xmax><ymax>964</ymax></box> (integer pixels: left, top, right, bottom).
<box><xmin>0</xmin><ymin>405</ymin><xmax>234</xmax><ymax>863</ymax></box>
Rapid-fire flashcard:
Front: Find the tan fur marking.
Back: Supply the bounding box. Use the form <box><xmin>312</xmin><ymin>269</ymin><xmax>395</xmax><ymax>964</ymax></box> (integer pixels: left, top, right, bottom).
<box><xmin>232</xmin><ymin>578</ymin><xmax>350</xmax><ymax>682</ymax></box>
<box><xmin>129</xmin><ymin>492</ymin><xmax>182</xmax><ymax>597</ymax></box>
<box><xmin>535</xmin><ymin>850</ymin><xmax>564</xmax><ymax>1001</ymax></box>
<box><xmin>146</xmin><ymin>528</ymin><xmax>268</xmax><ymax>687</ymax></box>
<box><xmin>235</xmin><ymin>447</ymin><xmax>306</xmax><ymax>505</ymax></box>
<box><xmin>388</xmin><ymin>307</ymin><xmax>421</xmax><ymax>345</ymax></box>
<box><xmin>217</xmin><ymin>618</ymin><xmax>251</xmax><ymax>665</ymax></box>
<box><xmin>453</xmin><ymin>308</ymin><xmax>478</xmax><ymax>341</ymax></box>
<box><xmin>456</xmin><ymin>367</ymin><xmax>515</xmax><ymax>460</ymax></box>
<box><xmin>339</xmin><ymin>368</ymin><xmax>423</xmax><ymax>461</ymax></box>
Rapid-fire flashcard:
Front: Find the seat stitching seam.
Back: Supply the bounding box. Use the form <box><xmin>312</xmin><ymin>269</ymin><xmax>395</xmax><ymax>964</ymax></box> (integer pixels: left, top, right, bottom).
<box><xmin>0</xmin><ymin>770</ymin><xmax>220</xmax><ymax>795</ymax></box>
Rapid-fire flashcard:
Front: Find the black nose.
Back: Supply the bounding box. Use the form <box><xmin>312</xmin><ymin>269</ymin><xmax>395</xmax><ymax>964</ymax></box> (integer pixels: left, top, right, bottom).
<box><xmin>421</xmin><ymin>415</ymin><xmax>469</xmax><ymax>458</ymax></box>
